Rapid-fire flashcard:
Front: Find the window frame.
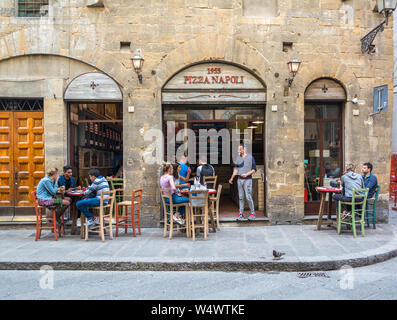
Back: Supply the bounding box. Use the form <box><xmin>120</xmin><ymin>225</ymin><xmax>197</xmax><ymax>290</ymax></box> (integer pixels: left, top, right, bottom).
<box><xmin>16</xmin><ymin>0</ymin><xmax>49</xmax><ymax>18</ymax></box>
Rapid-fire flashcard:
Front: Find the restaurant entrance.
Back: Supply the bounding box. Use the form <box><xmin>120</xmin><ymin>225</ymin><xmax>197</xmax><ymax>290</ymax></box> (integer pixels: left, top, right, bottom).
<box><xmin>163</xmin><ymin>105</ymin><xmax>265</xmax><ymax>218</ymax></box>
<box><xmin>64</xmin><ymin>72</ymin><xmax>124</xmax><ymax>185</ymax></box>
<box><xmin>304</xmin><ymin>78</ymin><xmax>346</xmax><ymax>215</ymax></box>
<box><xmin>162</xmin><ymin>62</ymin><xmax>267</xmax><ymax>218</ymax></box>
<box><xmin>68</xmin><ymin>103</ymin><xmax>123</xmax><ymax>186</ymax></box>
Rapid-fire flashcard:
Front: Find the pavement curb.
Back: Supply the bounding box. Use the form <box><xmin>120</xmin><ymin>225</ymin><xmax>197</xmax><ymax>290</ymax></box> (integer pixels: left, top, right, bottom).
<box><xmin>1</xmin><ymin>247</ymin><xmax>397</xmax><ymax>272</ymax></box>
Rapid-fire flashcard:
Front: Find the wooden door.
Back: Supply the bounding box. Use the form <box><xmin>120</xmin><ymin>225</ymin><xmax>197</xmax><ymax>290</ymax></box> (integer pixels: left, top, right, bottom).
<box><xmin>0</xmin><ymin>112</ymin><xmax>45</xmax><ymax>214</ymax></box>
<box><xmin>13</xmin><ymin>112</ymin><xmax>45</xmax><ymax>208</ymax></box>
<box><xmin>0</xmin><ymin>112</ymin><xmax>14</xmax><ymax>207</ymax></box>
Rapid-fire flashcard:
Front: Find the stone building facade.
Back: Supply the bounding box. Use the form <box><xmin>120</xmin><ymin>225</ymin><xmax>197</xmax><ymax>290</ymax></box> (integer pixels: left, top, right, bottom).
<box><xmin>0</xmin><ymin>0</ymin><xmax>393</xmax><ymax>226</ymax></box>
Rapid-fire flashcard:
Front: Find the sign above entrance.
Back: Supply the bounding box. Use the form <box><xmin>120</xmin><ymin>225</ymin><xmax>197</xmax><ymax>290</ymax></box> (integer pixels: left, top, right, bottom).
<box><xmin>162</xmin><ymin>63</ymin><xmax>266</xmax><ymax>104</ymax></box>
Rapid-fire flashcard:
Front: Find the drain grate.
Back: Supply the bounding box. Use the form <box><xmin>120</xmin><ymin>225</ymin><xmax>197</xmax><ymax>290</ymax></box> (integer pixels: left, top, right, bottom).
<box><xmin>297</xmin><ymin>272</ymin><xmax>330</xmax><ymax>279</ymax></box>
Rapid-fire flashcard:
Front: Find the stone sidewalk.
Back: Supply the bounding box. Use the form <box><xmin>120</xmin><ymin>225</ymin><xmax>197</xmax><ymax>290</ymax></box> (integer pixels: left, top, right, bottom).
<box><xmin>1</xmin><ymin>216</ymin><xmax>397</xmax><ymax>272</ymax></box>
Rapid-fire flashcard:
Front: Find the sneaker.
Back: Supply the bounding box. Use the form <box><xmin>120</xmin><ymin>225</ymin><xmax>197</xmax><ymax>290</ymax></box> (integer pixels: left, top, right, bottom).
<box><xmin>236</xmin><ymin>213</ymin><xmax>244</xmax><ymax>221</ymax></box>
<box><xmin>76</xmin><ymin>218</ymin><xmax>81</xmax><ymax>227</ymax></box>
<box><xmin>248</xmin><ymin>213</ymin><xmax>256</xmax><ymax>221</ymax></box>
<box><xmin>84</xmin><ymin>218</ymin><xmax>97</xmax><ymax>227</ymax></box>
<box><xmin>65</xmin><ymin>219</ymin><xmax>73</xmax><ymax>226</ymax></box>
<box><xmin>173</xmin><ymin>215</ymin><xmax>184</xmax><ymax>225</ymax></box>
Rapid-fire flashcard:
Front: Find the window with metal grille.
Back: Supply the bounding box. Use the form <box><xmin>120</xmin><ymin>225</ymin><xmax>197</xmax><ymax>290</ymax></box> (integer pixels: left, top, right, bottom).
<box><xmin>0</xmin><ymin>99</ymin><xmax>44</xmax><ymax>111</ymax></box>
<box><xmin>18</xmin><ymin>0</ymin><xmax>49</xmax><ymax>17</ymax></box>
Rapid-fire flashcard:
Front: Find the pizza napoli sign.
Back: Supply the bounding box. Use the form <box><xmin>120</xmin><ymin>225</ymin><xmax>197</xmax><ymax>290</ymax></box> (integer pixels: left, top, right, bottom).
<box><xmin>183</xmin><ymin>67</ymin><xmax>245</xmax><ymax>85</ymax></box>
<box><xmin>162</xmin><ymin>63</ymin><xmax>266</xmax><ymax>103</ymax></box>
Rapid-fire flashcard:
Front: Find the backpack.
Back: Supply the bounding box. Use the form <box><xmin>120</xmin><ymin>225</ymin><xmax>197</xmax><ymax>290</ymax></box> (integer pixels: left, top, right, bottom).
<box><xmin>200</xmin><ymin>164</ymin><xmax>214</xmax><ymax>185</ymax></box>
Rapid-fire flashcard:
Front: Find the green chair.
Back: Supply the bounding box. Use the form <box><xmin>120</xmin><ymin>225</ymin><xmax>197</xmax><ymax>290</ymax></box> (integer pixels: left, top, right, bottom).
<box><xmin>365</xmin><ymin>185</ymin><xmax>380</xmax><ymax>229</ymax></box>
<box><xmin>337</xmin><ymin>188</ymin><xmax>369</xmax><ymax>238</ymax></box>
<box><xmin>108</xmin><ymin>178</ymin><xmax>124</xmax><ymax>218</ymax></box>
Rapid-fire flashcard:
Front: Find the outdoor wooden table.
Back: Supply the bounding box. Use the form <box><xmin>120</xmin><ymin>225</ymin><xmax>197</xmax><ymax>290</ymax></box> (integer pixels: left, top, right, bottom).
<box><xmin>315</xmin><ymin>186</ymin><xmax>342</xmax><ymax>230</ymax></box>
<box><xmin>181</xmin><ymin>188</ymin><xmax>217</xmax><ymax>233</ymax></box>
<box><xmin>66</xmin><ymin>190</ymin><xmax>85</xmax><ymax>237</ymax></box>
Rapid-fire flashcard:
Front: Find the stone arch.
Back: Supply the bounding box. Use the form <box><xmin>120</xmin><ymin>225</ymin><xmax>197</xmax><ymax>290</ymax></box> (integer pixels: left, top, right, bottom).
<box><xmin>296</xmin><ymin>57</ymin><xmax>358</xmax><ymax>100</ymax></box>
<box><xmin>64</xmin><ymin>72</ymin><xmax>123</xmax><ymax>102</ymax></box>
<box><xmin>0</xmin><ymin>26</ymin><xmax>129</xmax><ymax>88</ymax></box>
<box><xmin>304</xmin><ymin>77</ymin><xmax>347</xmax><ymax>101</ymax></box>
<box><xmin>155</xmin><ymin>33</ymin><xmax>274</xmax><ymax>89</ymax></box>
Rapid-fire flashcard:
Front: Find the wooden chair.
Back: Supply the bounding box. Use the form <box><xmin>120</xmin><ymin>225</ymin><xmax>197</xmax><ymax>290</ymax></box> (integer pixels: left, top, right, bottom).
<box><xmin>337</xmin><ymin>188</ymin><xmax>369</xmax><ymax>238</ymax></box>
<box><xmin>116</xmin><ymin>189</ymin><xmax>143</xmax><ymax>237</ymax></box>
<box><xmin>203</xmin><ymin>175</ymin><xmax>217</xmax><ymax>189</ymax></box>
<box><xmin>108</xmin><ymin>178</ymin><xmax>124</xmax><ymax>218</ymax></box>
<box><xmin>365</xmin><ymin>185</ymin><xmax>380</xmax><ymax>229</ymax></box>
<box><xmin>85</xmin><ymin>189</ymin><xmax>116</xmax><ymax>242</ymax></box>
<box><xmin>209</xmin><ymin>184</ymin><xmax>223</xmax><ymax>231</ymax></box>
<box><xmin>31</xmin><ymin>191</ymin><xmax>64</xmax><ymax>241</ymax></box>
<box><xmin>188</xmin><ymin>189</ymin><xmax>209</xmax><ymax>241</ymax></box>
<box><xmin>160</xmin><ymin>190</ymin><xmax>190</xmax><ymax>240</ymax></box>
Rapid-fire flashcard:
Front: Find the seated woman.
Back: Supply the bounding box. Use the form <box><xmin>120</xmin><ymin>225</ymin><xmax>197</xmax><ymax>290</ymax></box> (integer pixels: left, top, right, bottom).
<box><xmin>174</xmin><ymin>164</ymin><xmax>190</xmax><ymax>191</ymax></box>
<box><xmin>36</xmin><ymin>168</ymin><xmax>71</xmax><ymax>225</ymax></box>
<box><xmin>160</xmin><ymin>163</ymin><xmax>189</xmax><ymax>225</ymax></box>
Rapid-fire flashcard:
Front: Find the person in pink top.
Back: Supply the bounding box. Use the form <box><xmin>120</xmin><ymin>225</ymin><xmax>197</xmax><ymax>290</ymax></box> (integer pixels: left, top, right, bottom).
<box><xmin>160</xmin><ymin>163</ymin><xmax>189</xmax><ymax>225</ymax></box>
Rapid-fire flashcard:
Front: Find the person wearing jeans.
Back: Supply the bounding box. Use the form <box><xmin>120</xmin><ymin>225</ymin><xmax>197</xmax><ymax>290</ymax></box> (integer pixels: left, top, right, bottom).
<box><xmin>76</xmin><ymin>169</ymin><xmax>110</xmax><ymax>227</ymax></box>
<box><xmin>229</xmin><ymin>144</ymin><xmax>257</xmax><ymax>221</ymax></box>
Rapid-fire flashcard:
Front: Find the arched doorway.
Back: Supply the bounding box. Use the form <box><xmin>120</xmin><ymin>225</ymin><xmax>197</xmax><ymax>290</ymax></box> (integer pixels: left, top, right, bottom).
<box><xmin>64</xmin><ymin>72</ymin><xmax>123</xmax><ymax>184</ymax></box>
<box><xmin>304</xmin><ymin>78</ymin><xmax>346</xmax><ymax>214</ymax></box>
<box><xmin>162</xmin><ymin>62</ymin><xmax>267</xmax><ymax>218</ymax></box>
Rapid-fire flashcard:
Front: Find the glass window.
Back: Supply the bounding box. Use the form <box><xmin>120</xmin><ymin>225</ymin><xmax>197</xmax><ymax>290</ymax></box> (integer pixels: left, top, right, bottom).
<box><xmin>305</xmin><ymin>104</ymin><xmax>341</xmax><ymax>120</ymax></box>
<box><xmin>18</xmin><ymin>0</ymin><xmax>49</xmax><ymax>17</ymax></box>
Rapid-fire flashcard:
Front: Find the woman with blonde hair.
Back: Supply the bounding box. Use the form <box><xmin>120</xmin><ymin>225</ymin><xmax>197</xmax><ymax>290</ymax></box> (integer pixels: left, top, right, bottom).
<box><xmin>332</xmin><ymin>163</ymin><xmax>365</xmax><ymax>218</ymax></box>
<box><xmin>36</xmin><ymin>168</ymin><xmax>71</xmax><ymax>225</ymax></box>
<box><xmin>160</xmin><ymin>162</ymin><xmax>189</xmax><ymax>225</ymax></box>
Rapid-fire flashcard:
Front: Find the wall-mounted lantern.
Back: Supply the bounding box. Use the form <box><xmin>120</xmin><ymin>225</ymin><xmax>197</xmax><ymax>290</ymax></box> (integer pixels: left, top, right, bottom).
<box><xmin>361</xmin><ymin>0</ymin><xmax>397</xmax><ymax>54</ymax></box>
<box><xmin>286</xmin><ymin>58</ymin><xmax>301</xmax><ymax>87</ymax></box>
<box><xmin>131</xmin><ymin>50</ymin><xmax>145</xmax><ymax>83</ymax></box>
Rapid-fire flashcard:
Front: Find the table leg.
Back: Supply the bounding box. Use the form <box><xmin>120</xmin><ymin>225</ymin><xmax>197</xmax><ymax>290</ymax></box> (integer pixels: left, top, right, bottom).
<box><xmin>327</xmin><ymin>192</ymin><xmax>333</xmax><ymax>227</ymax></box>
<box><xmin>80</xmin><ymin>214</ymin><xmax>85</xmax><ymax>239</ymax></box>
<box><xmin>71</xmin><ymin>204</ymin><xmax>77</xmax><ymax>235</ymax></box>
<box><xmin>209</xmin><ymin>200</ymin><xmax>216</xmax><ymax>233</ymax></box>
<box><xmin>316</xmin><ymin>193</ymin><xmax>325</xmax><ymax>230</ymax></box>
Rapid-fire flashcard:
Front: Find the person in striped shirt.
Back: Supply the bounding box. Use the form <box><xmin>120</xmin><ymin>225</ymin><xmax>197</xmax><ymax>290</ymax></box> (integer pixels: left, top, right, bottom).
<box><xmin>76</xmin><ymin>169</ymin><xmax>110</xmax><ymax>227</ymax></box>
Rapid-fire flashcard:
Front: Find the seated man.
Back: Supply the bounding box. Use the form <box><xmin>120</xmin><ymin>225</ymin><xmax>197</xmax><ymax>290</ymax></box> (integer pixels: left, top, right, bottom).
<box><xmin>76</xmin><ymin>169</ymin><xmax>110</xmax><ymax>227</ymax></box>
<box><xmin>58</xmin><ymin>165</ymin><xmax>82</xmax><ymax>226</ymax></box>
<box><xmin>177</xmin><ymin>154</ymin><xmax>191</xmax><ymax>184</ymax></box>
<box><xmin>332</xmin><ymin>163</ymin><xmax>365</xmax><ymax>218</ymax></box>
<box><xmin>362</xmin><ymin>162</ymin><xmax>378</xmax><ymax>199</ymax></box>
<box><xmin>196</xmin><ymin>157</ymin><xmax>215</xmax><ymax>187</ymax></box>
<box><xmin>58</xmin><ymin>165</ymin><xmax>78</xmax><ymax>193</ymax></box>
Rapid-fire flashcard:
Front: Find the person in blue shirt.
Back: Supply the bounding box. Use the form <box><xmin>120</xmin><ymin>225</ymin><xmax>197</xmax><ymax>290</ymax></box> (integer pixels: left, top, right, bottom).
<box><xmin>58</xmin><ymin>165</ymin><xmax>78</xmax><ymax>193</ymax></box>
<box><xmin>362</xmin><ymin>162</ymin><xmax>378</xmax><ymax>198</ymax></box>
<box><xmin>177</xmin><ymin>155</ymin><xmax>191</xmax><ymax>184</ymax></box>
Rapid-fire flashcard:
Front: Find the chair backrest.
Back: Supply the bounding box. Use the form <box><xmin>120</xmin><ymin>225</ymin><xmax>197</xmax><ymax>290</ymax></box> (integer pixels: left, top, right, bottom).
<box><xmin>374</xmin><ymin>185</ymin><xmax>381</xmax><ymax>202</ymax></box>
<box><xmin>188</xmin><ymin>189</ymin><xmax>209</xmax><ymax>208</ymax></box>
<box><xmin>203</xmin><ymin>176</ymin><xmax>217</xmax><ymax>189</ymax></box>
<box><xmin>160</xmin><ymin>189</ymin><xmax>173</xmax><ymax>218</ymax></box>
<box><xmin>99</xmin><ymin>189</ymin><xmax>117</xmax><ymax>215</ymax></box>
<box><xmin>352</xmin><ymin>188</ymin><xmax>369</xmax><ymax>205</ymax></box>
<box><xmin>31</xmin><ymin>191</ymin><xmax>38</xmax><ymax>207</ymax></box>
<box><xmin>132</xmin><ymin>189</ymin><xmax>143</xmax><ymax>210</ymax></box>
<box><xmin>215</xmin><ymin>184</ymin><xmax>223</xmax><ymax>202</ymax></box>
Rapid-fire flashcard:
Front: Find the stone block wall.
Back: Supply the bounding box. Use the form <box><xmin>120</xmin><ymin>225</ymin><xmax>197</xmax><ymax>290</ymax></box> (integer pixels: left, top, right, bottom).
<box><xmin>0</xmin><ymin>0</ymin><xmax>393</xmax><ymax>225</ymax></box>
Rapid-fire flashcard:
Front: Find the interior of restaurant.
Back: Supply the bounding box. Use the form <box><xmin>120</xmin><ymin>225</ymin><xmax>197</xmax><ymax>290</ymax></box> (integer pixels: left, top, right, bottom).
<box><xmin>68</xmin><ymin>103</ymin><xmax>123</xmax><ymax>187</ymax></box>
<box><xmin>163</xmin><ymin>105</ymin><xmax>265</xmax><ymax>218</ymax></box>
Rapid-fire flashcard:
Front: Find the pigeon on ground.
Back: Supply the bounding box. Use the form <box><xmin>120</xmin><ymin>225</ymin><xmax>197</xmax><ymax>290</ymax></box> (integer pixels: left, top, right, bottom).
<box><xmin>272</xmin><ymin>250</ymin><xmax>285</xmax><ymax>260</ymax></box>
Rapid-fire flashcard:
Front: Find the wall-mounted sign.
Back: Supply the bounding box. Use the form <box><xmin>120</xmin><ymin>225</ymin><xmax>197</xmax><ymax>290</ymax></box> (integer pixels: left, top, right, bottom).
<box><xmin>373</xmin><ymin>85</ymin><xmax>388</xmax><ymax>113</ymax></box>
<box><xmin>162</xmin><ymin>63</ymin><xmax>266</xmax><ymax>104</ymax></box>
